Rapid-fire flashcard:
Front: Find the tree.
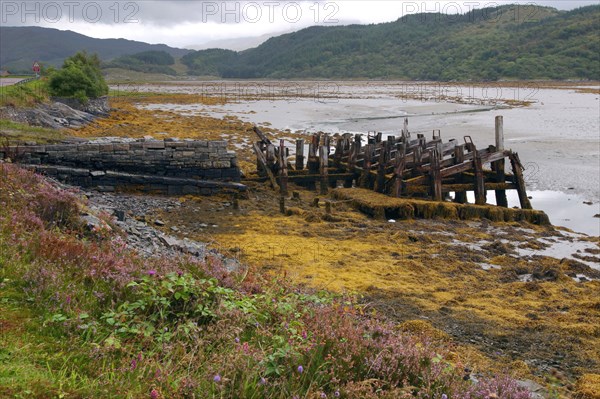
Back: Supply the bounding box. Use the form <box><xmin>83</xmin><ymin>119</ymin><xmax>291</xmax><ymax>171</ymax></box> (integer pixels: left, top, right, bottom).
<box><xmin>48</xmin><ymin>52</ymin><xmax>108</xmax><ymax>102</ymax></box>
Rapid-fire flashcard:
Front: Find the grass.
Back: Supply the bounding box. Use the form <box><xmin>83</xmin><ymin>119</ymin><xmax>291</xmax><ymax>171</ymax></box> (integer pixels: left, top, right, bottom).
<box><xmin>0</xmin><ymin>79</ymin><xmax>49</xmax><ymax>107</ymax></box>
<box><xmin>0</xmin><ymin>119</ymin><xmax>66</xmax><ymax>145</ymax></box>
<box><xmin>0</xmin><ymin>163</ymin><xmax>535</xmax><ymax>398</ymax></box>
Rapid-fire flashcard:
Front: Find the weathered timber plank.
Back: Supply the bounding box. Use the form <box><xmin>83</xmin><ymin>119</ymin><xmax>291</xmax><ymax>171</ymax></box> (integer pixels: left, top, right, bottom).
<box><xmin>253</xmin><ymin>142</ymin><xmax>278</xmax><ymax>190</ymax></box>
<box><xmin>253</xmin><ymin>126</ymin><xmax>272</xmax><ymax>146</ymax></box>
<box><xmin>510</xmin><ymin>152</ymin><xmax>532</xmax><ymax>209</ymax></box>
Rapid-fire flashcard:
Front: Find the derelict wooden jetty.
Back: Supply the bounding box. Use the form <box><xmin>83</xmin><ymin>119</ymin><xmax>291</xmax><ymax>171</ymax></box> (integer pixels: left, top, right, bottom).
<box><xmin>253</xmin><ymin>116</ymin><xmax>532</xmax><ymax>210</ymax></box>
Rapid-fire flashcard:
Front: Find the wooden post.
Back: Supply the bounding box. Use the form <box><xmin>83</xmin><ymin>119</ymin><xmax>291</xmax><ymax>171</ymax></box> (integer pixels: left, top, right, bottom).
<box><xmin>473</xmin><ymin>146</ymin><xmax>486</xmax><ymax>205</ymax></box>
<box><xmin>402</xmin><ymin>118</ymin><xmax>409</xmax><ymax>141</ymax></box>
<box><xmin>510</xmin><ymin>152</ymin><xmax>532</xmax><ymax>209</ymax></box>
<box><xmin>295</xmin><ymin>139</ymin><xmax>305</xmax><ymax>171</ymax></box>
<box><xmin>325</xmin><ymin>200</ymin><xmax>332</xmax><ymax>215</ymax></box>
<box><xmin>376</xmin><ymin>142</ymin><xmax>389</xmax><ymax>193</ymax></box>
<box><xmin>333</xmin><ymin>136</ymin><xmax>344</xmax><ymax>168</ymax></box>
<box><xmin>279</xmin><ymin>196</ymin><xmax>286</xmax><ymax>214</ymax></box>
<box><xmin>494</xmin><ymin>116</ymin><xmax>508</xmax><ymax>207</ymax></box>
<box><xmin>319</xmin><ymin>145</ymin><xmax>329</xmax><ymax>195</ymax></box>
<box><xmin>346</xmin><ymin>135</ymin><xmax>362</xmax><ymax>188</ymax></box>
<box><xmin>394</xmin><ymin>143</ymin><xmax>406</xmax><ymax>197</ymax></box>
<box><xmin>232</xmin><ymin>193</ymin><xmax>240</xmax><ymax>210</ymax></box>
<box><xmin>253</xmin><ymin>142</ymin><xmax>279</xmax><ymax>191</ymax></box>
<box><xmin>360</xmin><ymin>144</ymin><xmax>373</xmax><ymax>188</ymax></box>
<box><xmin>307</xmin><ymin>135</ymin><xmax>319</xmax><ymax>190</ymax></box>
<box><xmin>430</xmin><ymin>148</ymin><xmax>442</xmax><ymax>201</ymax></box>
<box><xmin>266</xmin><ymin>144</ymin><xmax>276</xmax><ymax>169</ymax></box>
<box><xmin>279</xmin><ymin>139</ymin><xmax>288</xmax><ymax>196</ymax></box>
<box><xmin>414</xmin><ymin>145</ymin><xmax>423</xmax><ymax>165</ymax></box>
<box><xmin>453</xmin><ymin>144</ymin><xmax>467</xmax><ymax>203</ymax></box>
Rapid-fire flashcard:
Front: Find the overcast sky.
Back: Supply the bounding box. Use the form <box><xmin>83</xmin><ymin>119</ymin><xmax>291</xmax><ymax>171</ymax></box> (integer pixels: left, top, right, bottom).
<box><xmin>1</xmin><ymin>1</ymin><xmax>596</xmax><ymax>49</ymax></box>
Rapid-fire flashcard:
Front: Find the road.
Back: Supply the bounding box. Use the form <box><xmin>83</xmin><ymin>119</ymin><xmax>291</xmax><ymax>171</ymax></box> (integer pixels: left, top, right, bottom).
<box><xmin>0</xmin><ymin>78</ymin><xmax>28</xmax><ymax>87</ymax></box>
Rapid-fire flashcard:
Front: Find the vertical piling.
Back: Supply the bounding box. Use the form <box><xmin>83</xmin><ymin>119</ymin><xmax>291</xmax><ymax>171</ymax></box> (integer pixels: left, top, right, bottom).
<box><xmin>453</xmin><ymin>144</ymin><xmax>467</xmax><ymax>203</ymax></box>
<box><xmin>279</xmin><ymin>139</ymin><xmax>288</xmax><ymax>196</ymax></box>
<box><xmin>319</xmin><ymin>145</ymin><xmax>329</xmax><ymax>195</ymax></box>
<box><xmin>430</xmin><ymin>148</ymin><xmax>443</xmax><ymax>201</ymax></box>
<box><xmin>295</xmin><ymin>139</ymin><xmax>305</xmax><ymax>171</ymax></box>
<box><xmin>494</xmin><ymin>116</ymin><xmax>508</xmax><ymax>207</ymax></box>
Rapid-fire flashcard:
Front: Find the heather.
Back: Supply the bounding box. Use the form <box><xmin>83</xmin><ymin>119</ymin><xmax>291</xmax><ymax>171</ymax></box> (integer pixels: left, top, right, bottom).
<box><xmin>0</xmin><ymin>163</ymin><xmax>531</xmax><ymax>398</ymax></box>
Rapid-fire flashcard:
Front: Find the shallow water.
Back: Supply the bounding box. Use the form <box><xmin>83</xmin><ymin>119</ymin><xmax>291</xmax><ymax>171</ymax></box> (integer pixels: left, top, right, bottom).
<box><xmin>465</xmin><ymin>190</ymin><xmax>600</xmax><ymax>237</ymax></box>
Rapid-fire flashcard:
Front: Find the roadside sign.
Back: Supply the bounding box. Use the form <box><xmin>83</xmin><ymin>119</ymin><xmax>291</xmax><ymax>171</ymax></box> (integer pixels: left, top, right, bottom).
<box><xmin>32</xmin><ymin>61</ymin><xmax>40</xmax><ymax>73</ymax></box>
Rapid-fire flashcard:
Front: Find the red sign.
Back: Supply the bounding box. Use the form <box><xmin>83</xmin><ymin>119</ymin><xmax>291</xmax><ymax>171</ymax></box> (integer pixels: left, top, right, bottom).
<box><xmin>32</xmin><ymin>61</ymin><xmax>40</xmax><ymax>73</ymax></box>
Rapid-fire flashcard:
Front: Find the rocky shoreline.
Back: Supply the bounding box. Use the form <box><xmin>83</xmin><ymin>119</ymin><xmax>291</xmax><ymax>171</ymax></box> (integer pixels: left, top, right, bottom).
<box><xmin>82</xmin><ymin>188</ymin><xmax>242</xmax><ymax>272</ymax></box>
<box><xmin>0</xmin><ymin>96</ymin><xmax>109</xmax><ymax>129</ymax></box>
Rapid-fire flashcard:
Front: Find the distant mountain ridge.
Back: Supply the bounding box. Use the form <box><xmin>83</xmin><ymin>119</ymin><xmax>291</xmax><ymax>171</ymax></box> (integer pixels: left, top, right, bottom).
<box><xmin>2</xmin><ymin>4</ymin><xmax>599</xmax><ymax>80</ymax></box>
<box><xmin>182</xmin><ymin>4</ymin><xmax>600</xmax><ymax>81</ymax></box>
<box><xmin>0</xmin><ymin>26</ymin><xmax>191</xmax><ymax>72</ymax></box>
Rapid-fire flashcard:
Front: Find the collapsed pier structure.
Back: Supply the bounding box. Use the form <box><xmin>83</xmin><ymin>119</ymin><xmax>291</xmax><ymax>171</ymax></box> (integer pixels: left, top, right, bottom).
<box><xmin>253</xmin><ymin>116</ymin><xmax>549</xmax><ymax>224</ymax></box>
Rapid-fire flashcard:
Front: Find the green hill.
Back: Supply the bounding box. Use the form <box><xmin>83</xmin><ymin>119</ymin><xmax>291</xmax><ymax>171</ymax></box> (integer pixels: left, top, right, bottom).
<box><xmin>182</xmin><ymin>4</ymin><xmax>600</xmax><ymax>80</ymax></box>
<box><xmin>104</xmin><ymin>51</ymin><xmax>178</xmax><ymax>75</ymax></box>
<box><xmin>0</xmin><ymin>26</ymin><xmax>191</xmax><ymax>73</ymax></box>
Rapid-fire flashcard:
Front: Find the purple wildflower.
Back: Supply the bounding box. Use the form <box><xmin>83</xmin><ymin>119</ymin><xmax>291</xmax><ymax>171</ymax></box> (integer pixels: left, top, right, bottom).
<box><xmin>213</xmin><ymin>374</ymin><xmax>221</xmax><ymax>383</ymax></box>
<box><xmin>334</xmin><ymin>391</ymin><xmax>340</xmax><ymax>397</ymax></box>
<box><xmin>150</xmin><ymin>389</ymin><xmax>159</xmax><ymax>399</ymax></box>
<box><xmin>259</xmin><ymin>377</ymin><xmax>266</xmax><ymax>385</ymax></box>
<box><xmin>147</xmin><ymin>270</ymin><xmax>157</xmax><ymax>276</ymax></box>
<box><xmin>297</xmin><ymin>365</ymin><xmax>304</xmax><ymax>374</ymax></box>
<box><xmin>235</xmin><ymin>337</ymin><xmax>240</xmax><ymax>343</ymax></box>
<box><xmin>441</xmin><ymin>395</ymin><xmax>448</xmax><ymax>399</ymax></box>
<box><xmin>320</xmin><ymin>393</ymin><xmax>327</xmax><ymax>398</ymax></box>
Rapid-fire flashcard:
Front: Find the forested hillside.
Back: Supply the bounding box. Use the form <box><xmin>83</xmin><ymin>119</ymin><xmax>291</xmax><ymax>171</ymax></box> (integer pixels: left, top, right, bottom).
<box><xmin>182</xmin><ymin>4</ymin><xmax>599</xmax><ymax>80</ymax></box>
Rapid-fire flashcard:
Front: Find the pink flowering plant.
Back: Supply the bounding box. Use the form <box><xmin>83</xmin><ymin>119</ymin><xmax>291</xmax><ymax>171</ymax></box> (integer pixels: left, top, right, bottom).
<box><xmin>0</xmin><ymin>164</ymin><xmax>531</xmax><ymax>398</ymax></box>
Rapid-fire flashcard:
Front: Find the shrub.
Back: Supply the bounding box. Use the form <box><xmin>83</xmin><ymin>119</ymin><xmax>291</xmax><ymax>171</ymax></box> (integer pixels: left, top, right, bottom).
<box><xmin>48</xmin><ymin>52</ymin><xmax>108</xmax><ymax>102</ymax></box>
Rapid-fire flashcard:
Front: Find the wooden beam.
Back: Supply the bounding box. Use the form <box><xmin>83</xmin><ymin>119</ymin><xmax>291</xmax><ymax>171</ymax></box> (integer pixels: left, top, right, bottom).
<box><xmin>510</xmin><ymin>152</ymin><xmax>532</xmax><ymax>209</ymax></box>
<box><xmin>405</xmin><ymin>182</ymin><xmax>517</xmax><ymax>195</ymax></box>
<box><xmin>253</xmin><ymin>142</ymin><xmax>278</xmax><ymax>190</ymax></box>
<box><xmin>253</xmin><ymin>126</ymin><xmax>272</xmax><ymax>146</ymax></box>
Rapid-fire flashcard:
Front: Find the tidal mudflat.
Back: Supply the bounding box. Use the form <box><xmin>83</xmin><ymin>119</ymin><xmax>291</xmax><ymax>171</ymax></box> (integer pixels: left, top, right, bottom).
<box><xmin>130</xmin><ymin>81</ymin><xmax>600</xmax><ymax>236</ymax></box>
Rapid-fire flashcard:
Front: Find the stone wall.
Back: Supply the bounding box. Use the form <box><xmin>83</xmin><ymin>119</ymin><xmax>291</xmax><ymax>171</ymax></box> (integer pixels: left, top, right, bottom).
<box><xmin>1</xmin><ymin>138</ymin><xmax>244</xmax><ymax>195</ymax></box>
